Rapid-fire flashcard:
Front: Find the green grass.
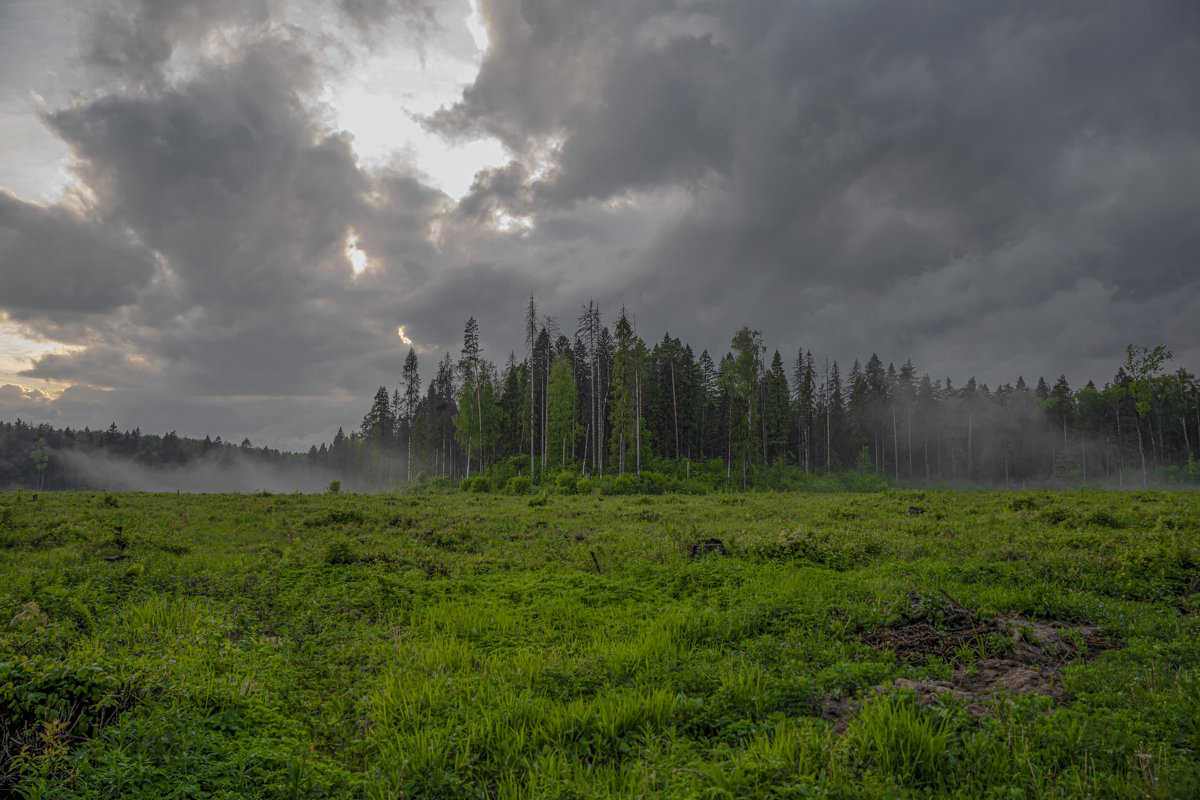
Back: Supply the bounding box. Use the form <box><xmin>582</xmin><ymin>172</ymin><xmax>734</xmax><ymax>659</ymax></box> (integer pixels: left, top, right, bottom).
<box><xmin>1</xmin><ymin>488</ymin><xmax>1198</xmax><ymax>798</ymax></box>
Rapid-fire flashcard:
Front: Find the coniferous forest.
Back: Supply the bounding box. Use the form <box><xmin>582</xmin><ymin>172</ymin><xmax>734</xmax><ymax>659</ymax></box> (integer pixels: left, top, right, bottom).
<box><xmin>3</xmin><ymin>303</ymin><xmax>1197</xmax><ymax>492</ymax></box>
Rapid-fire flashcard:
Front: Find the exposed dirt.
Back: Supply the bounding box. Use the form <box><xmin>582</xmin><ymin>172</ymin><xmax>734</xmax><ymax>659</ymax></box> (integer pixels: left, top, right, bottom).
<box><xmin>823</xmin><ymin>597</ymin><xmax>1120</xmax><ymax>730</ymax></box>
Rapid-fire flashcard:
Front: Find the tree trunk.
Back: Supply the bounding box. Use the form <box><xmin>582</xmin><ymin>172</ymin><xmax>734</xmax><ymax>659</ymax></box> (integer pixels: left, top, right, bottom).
<box><xmin>1137</xmin><ymin>418</ymin><xmax>1147</xmax><ymax>489</ymax></box>
<box><xmin>967</xmin><ymin>412</ymin><xmax>973</xmax><ymax>483</ymax></box>
<box><xmin>892</xmin><ymin>406</ymin><xmax>899</xmax><ymax>483</ymax></box>
<box><xmin>581</xmin><ymin>422</ymin><xmax>590</xmax><ymax>477</ymax></box>
<box><xmin>1115</xmin><ymin>398</ymin><xmax>1124</xmax><ymax>488</ymax></box>
<box><xmin>475</xmin><ymin>367</ymin><xmax>483</xmax><ymax>476</ymax></box>
<box><xmin>906</xmin><ymin>407</ymin><xmax>912</xmax><ymax>481</ymax></box>
<box><xmin>670</xmin><ymin>361</ymin><xmax>680</xmax><ymax>460</ymax></box>
<box><xmin>635</xmin><ymin>357</ymin><xmax>642</xmax><ymax>477</ymax></box>
<box><xmin>542</xmin><ymin>365</ymin><xmax>548</xmax><ymax>471</ymax></box>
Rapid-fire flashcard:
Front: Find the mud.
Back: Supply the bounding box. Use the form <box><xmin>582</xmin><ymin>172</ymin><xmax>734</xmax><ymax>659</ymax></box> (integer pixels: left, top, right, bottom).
<box><xmin>824</xmin><ymin>600</ymin><xmax>1120</xmax><ymax>729</ymax></box>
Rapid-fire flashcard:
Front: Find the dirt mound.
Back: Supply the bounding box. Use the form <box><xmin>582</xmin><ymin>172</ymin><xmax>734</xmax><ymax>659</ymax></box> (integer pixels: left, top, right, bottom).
<box><xmin>824</xmin><ymin>594</ymin><xmax>1119</xmax><ymax>728</ymax></box>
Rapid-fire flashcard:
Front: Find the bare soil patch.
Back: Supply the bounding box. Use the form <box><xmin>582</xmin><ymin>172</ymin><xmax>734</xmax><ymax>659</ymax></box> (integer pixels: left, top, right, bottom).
<box><xmin>824</xmin><ymin>594</ymin><xmax>1120</xmax><ymax>728</ymax></box>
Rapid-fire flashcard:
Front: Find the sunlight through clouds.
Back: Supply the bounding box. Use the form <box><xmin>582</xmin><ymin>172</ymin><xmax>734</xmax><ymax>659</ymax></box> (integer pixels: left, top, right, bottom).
<box><xmin>346</xmin><ymin>232</ymin><xmax>368</xmax><ymax>274</ymax></box>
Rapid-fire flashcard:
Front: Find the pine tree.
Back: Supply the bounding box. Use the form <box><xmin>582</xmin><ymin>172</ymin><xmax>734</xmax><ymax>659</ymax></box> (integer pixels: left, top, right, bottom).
<box><xmin>361</xmin><ymin>385</ymin><xmax>393</xmax><ymax>487</ymax></box>
<box><xmin>458</xmin><ymin>317</ymin><xmax>484</xmax><ymax>477</ymax></box>
<box><xmin>402</xmin><ymin>347</ymin><xmax>420</xmax><ymax>481</ymax></box>
<box><xmin>764</xmin><ymin>350</ymin><xmax>790</xmax><ymax>465</ymax></box>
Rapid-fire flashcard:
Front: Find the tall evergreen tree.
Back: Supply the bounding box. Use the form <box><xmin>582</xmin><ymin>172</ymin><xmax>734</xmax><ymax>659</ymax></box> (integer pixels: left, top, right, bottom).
<box><xmin>764</xmin><ymin>350</ymin><xmax>790</xmax><ymax>465</ymax></box>
<box><xmin>401</xmin><ymin>347</ymin><xmax>420</xmax><ymax>482</ymax></box>
<box><xmin>459</xmin><ymin>317</ymin><xmax>484</xmax><ymax>477</ymax></box>
<box><xmin>361</xmin><ymin>385</ymin><xmax>393</xmax><ymax>487</ymax></box>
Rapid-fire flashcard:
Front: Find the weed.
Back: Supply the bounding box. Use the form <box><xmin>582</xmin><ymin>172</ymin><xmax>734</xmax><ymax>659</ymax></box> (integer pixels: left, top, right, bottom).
<box><xmin>324</xmin><ymin>540</ymin><xmax>359</xmax><ymax>565</ymax></box>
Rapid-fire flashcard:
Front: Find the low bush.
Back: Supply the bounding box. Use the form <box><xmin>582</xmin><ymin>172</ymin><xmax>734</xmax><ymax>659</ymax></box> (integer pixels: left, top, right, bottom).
<box><xmin>506</xmin><ymin>476</ymin><xmax>532</xmax><ymax>495</ymax></box>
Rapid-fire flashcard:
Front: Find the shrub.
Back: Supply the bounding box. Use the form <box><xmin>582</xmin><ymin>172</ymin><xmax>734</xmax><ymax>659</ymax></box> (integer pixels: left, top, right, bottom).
<box><xmin>310</xmin><ymin>508</ymin><xmax>364</xmax><ymax>526</ymax></box>
<box><xmin>0</xmin><ymin>657</ymin><xmax>123</xmax><ymax>740</ymax></box>
<box><xmin>610</xmin><ymin>474</ymin><xmax>636</xmax><ymax>495</ymax></box>
<box><xmin>327</xmin><ymin>480</ymin><xmax>341</xmax><ymax>494</ymax></box>
<box><xmin>556</xmin><ymin>472</ymin><xmax>578</xmax><ymax>494</ymax></box>
<box><xmin>1040</xmin><ymin>507</ymin><xmax>1072</xmax><ymax>525</ymax></box>
<box><xmin>1086</xmin><ymin>509</ymin><xmax>1122</xmax><ymax>529</ymax></box>
<box><xmin>506</xmin><ymin>476</ymin><xmax>532</xmax><ymax>495</ymax></box>
<box><xmin>468</xmin><ymin>476</ymin><xmax>492</xmax><ymax>493</ymax></box>
<box><xmin>324</xmin><ymin>540</ymin><xmax>358</xmax><ymax>565</ymax></box>
<box><xmin>639</xmin><ymin>471</ymin><xmax>673</xmax><ymax>494</ymax></box>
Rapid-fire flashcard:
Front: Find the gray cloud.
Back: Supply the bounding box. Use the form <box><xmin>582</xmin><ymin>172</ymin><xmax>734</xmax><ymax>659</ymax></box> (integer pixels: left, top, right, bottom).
<box><xmin>433</xmin><ymin>0</ymin><xmax>1200</xmax><ymax>374</ymax></box>
<box><xmin>0</xmin><ymin>191</ymin><xmax>157</xmax><ymax>314</ymax></box>
<box><xmin>81</xmin><ymin>0</ymin><xmax>277</xmax><ymax>85</ymax></box>
<box><xmin>2</xmin><ymin>0</ymin><xmax>1198</xmax><ymax>449</ymax></box>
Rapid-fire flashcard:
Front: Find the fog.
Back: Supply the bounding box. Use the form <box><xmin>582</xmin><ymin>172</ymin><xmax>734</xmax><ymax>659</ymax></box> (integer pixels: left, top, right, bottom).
<box><xmin>53</xmin><ymin>449</ymin><xmax>336</xmax><ymax>494</ymax></box>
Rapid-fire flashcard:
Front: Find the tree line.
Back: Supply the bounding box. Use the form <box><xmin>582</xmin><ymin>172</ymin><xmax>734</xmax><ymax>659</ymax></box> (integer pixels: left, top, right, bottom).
<box><xmin>3</xmin><ymin>302</ymin><xmax>1195</xmax><ymax>492</ymax></box>
<box><xmin>324</xmin><ymin>300</ymin><xmax>1198</xmax><ymax>491</ymax></box>
<box><xmin>0</xmin><ymin>420</ymin><xmax>300</xmax><ymax>491</ymax></box>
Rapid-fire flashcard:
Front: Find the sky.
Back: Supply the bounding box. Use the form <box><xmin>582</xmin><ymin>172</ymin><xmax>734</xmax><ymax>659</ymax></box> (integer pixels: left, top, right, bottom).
<box><xmin>1</xmin><ymin>0</ymin><xmax>1198</xmax><ymax>451</ymax></box>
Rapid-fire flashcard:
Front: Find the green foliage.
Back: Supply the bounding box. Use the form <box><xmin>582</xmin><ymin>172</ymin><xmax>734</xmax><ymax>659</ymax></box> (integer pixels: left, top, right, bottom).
<box><xmin>311</xmin><ymin>508</ymin><xmax>364</xmax><ymax>526</ymax></box>
<box><xmin>505</xmin><ymin>476</ymin><xmax>532</xmax><ymax>495</ymax></box>
<box><xmin>1126</xmin><ymin>343</ymin><xmax>1173</xmax><ymax>418</ymax></box>
<box><xmin>327</xmin><ymin>480</ymin><xmax>341</xmax><ymax>494</ymax></box>
<box><xmin>0</xmin><ymin>490</ymin><xmax>1198</xmax><ymax>798</ymax></box>
<box><xmin>848</xmin><ymin>692</ymin><xmax>959</xmax><ymax>789</ymax></box>
<box><xmin>323</xmin><ymin>539</ymin><xmax>358</xmax><ymax>565</ymax></box>
<box><xmin>0</xmin><ymin>658</ymin><xmax>121</xmax><ymax>737</ymax></box>
<box><xmin>555</xmin><ymin>471</ymin><xmax>577</xmax><ymax>494</ymax></box>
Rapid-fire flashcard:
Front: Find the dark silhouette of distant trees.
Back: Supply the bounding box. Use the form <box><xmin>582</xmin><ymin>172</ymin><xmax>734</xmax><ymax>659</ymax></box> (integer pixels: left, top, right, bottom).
<box><xmin>0</xmin><ymin>420</ymin><xmax>303</xmax><ymax>490</ymax></box>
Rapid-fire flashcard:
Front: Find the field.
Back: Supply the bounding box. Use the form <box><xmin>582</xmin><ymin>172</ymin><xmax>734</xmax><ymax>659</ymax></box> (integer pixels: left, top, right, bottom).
<box><xmin>1</xmin><ymin>489</ymin><xmax>1198</xmax><ymax>799</ymax></box>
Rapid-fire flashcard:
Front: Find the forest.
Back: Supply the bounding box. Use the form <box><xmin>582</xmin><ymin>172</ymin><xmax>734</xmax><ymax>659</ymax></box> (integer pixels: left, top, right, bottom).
<box><xmin>2</xmin><ymin>301</ymin><xmax>1197</xmax><ymax>492</ymax></box>
<box><xmin>324</xmin><ymin>305</ymin><xmax>1198</xmax><ymax>493</ymax></box>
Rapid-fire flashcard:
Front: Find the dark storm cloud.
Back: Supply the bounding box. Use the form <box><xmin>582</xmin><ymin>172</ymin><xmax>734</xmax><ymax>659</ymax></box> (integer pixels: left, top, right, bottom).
<box><xmin>1</xmin><ymin>0</ymin><xmax>545</xmax><ymax>444</ymax></box>
<box><xmin>3</xmin><ymin>0</ymin><xmax>1198</xmax><ymax>449</ymax></box>
<box><xmin>15</xmin><ymin>39</ymin><xmax>384</xmax><ymax>396</ymax></box>
<box><xmin>46</xmin><ymin>43</ymin><xmax>355</xmax><ymax>311</ymax></box>
<box><xmin>433</xmin><ymin>0</ymin><xmax>1200</xmax><ymax>379</ymax></box>
<box><xmin>0</xmin><ymin>192</ymin><xmax>156</xmax><ymax>314</ymax></box>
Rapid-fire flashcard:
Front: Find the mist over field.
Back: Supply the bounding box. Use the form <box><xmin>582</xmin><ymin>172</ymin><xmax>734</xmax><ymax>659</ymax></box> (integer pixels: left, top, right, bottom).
<box><xmin>37</xmin><ymin>449</ymin><xmax>334</xmax><ymax>494</ymax></box>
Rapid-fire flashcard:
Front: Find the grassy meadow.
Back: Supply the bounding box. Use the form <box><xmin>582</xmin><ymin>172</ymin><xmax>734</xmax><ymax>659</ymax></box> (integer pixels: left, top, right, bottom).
<box><xmin>1</xmin><ymin>488</ymin><xmax>1198</xmax><ymax>798</ymax></box>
